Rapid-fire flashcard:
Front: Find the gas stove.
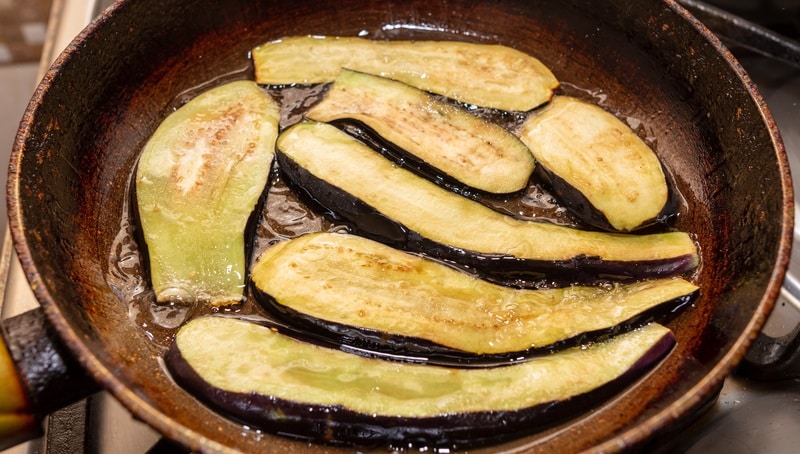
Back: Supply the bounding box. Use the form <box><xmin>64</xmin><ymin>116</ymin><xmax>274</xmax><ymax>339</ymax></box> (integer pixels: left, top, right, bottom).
<box><xmin>1</xmin><ymin>0</ymin><xmax>798</xmax><ymax>452</ymax></box>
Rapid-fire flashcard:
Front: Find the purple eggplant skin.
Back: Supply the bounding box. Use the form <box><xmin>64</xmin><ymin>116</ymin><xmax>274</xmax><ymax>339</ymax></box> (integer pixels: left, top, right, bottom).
<box><xmin>533</xmin><ymin>162</ymin><xmax>681</xmax><ymax>233</ymax></box>
<box><xmin>275</xmin><ymin>151</ymin><xmax>698</xmax><ymax>287</ymax></box>
<box><xmin>253</xmin><ymin>282</ymin><xmax>696</xmax><ymax>365</ymax></box>
<box><xmin>330</xmin><ymin>119</ymin><xmax>505</xmax><ymax>198</ymax></box>
<box><xmin>164</xmin><ymin>320</ymin><xmax>676</xmax><ymax>450</ymax></box>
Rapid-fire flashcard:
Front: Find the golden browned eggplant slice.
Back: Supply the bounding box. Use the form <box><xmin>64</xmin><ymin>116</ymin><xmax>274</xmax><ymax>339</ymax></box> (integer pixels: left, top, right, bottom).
<box><xmin>251</xmin><ymin>232</ymin><xmax>697</xmax><ymax>359</ymax></box>
<box><xmin>518</xmin><ymin>96</ymin><xmax>672</xmax><ymax>232</ymax></box>
<box><xmin>252</xmin><ymin>35</ymin><xmax>559</xmax><ymax>111</ymax></box>
<box><xmin>306</xmin><ymin>69</ymin><xmax>534</xmax><ymax>193</ymax></box>
<box><xmin>275</xmin><ymin>121</ymin><xmax>699</xmax><ymax>284</ymax></box>
<box><xmin>166</xmin><ymin>316</ymin><xmax>675</xmax><ymax>449</ymax></box>
<box><xmin>135</xmin><ymin>80</ymin><xmax>279</xmax><ymax>307</ymax></box>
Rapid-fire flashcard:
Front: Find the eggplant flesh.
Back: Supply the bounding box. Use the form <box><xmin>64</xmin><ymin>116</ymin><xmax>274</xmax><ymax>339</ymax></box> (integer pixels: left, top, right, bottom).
<box><xmin>252</xmin><ymin>35</ymin><xmax>559</xmax><ymax>111</ymax></box>
<box><xmin>166</xmin><ymin>316</ymin><xmax>675</xmax><ymax>449</ymax></box>
<box><xmin>518</xmin><ymin>96</ymin><xmax>672</xmax><ymax>232</ymax></box>
<box><xmin>306</xmin><ymin>69</ymin><xmax>534</xmax><ymax>193</ymax></box>
<box><xmin>275</xmin><ymin>121</ymin><xmax>698</xmax><ymax>284</ymax></box>
<box><xmin>135</xmin><ymin>80</ymin><xmax>279</xmax><ymax>307</ymax></box>
<box><xmin>251</xmin><ymin>232</ymin><xmax>697</xmax><ymax>360</ymax></box>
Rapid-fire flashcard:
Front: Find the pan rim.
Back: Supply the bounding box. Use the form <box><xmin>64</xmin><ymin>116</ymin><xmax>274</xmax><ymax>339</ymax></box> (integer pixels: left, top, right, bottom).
<box><xmin>589</xmin><ymin>0</ymin><xmax>794</xmax><ymax>450</ymax></box>
<box><xmin>5</xmin><ymin>0</ymin><xmax>794</xmax><ymax>452</ymax></box>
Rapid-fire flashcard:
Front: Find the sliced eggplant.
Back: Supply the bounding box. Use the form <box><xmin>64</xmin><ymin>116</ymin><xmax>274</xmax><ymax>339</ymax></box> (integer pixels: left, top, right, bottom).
<box><xmin>306</xmin><ymin>69</ymin><xmax>534</xmax><ymax>193</ymax></box>
<box><xmin>135</xmin><ymin>80</ymin><xmax>280</xmax><ymax>307</ymax></box>
<box><xmin>252</xmin><ymin>35</ymin><xmax>559</xmax><ymax>111</ymax></box>
<box><xmin>166</xmin><ymin>316</ymin><xmax>675</xmax><ymax>449</ymax></box>
<box><xmin>518</xmin><ymin>96</ymin><xmax>672</xmax><ymax>232</ymax></box>
<box><xmin>251</xmin><ymin>232</ymin><xmax>697</xmax><ymax>360</ymax></box>
<box><xmin>275</xmin><ymin>122</ymin><xmax>699</xmax><ymax>284</ymax></box>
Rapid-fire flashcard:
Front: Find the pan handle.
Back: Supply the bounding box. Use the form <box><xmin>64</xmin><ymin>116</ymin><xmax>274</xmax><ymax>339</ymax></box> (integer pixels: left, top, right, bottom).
<box><xmin>678</xmin><ymin>0</ymin><xmax>800</xmax><ymax>69</ymax></box>
<box><xmin>0</xmin><ymin>307</ymin><xmax>100</xmax><ymax>450</ymax></box>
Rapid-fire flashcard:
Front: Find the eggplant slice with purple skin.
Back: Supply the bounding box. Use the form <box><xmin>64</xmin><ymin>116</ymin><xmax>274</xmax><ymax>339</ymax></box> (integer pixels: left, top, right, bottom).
<box><xmin>250</xmin><ymin>232</ymin><xmax>697</xmax><ymax>362</ymax></box>
<box><xmin>135</xmin><ymin>80</ymin><xmax>280</xmax><ymax>307</ymax></box>
<box><xmin>275</xmin><ymin>121</ymin><xmax>699</xmax><ymax>285</ymax></box>
<box><xmin>165</xmin><ymin>316</ymin><xmax>676</xmax><ymax>450</ymax></box>
<box><xmin>252</xmin><ymin>35</ymin><xmax>559</xmax><ymax>111</ymax></box>
<box><xmin>306</xmin><ymin>69</ymin><xmax>535</xmax><ymax>194</ymax></box>
<box><xmin>518</xmin><ymin>96</ymin><xmax>674</xmax><ymax>232</ymax></box>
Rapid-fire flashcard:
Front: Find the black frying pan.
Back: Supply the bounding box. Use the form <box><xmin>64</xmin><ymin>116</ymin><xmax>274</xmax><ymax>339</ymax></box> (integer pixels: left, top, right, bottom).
<box><xmin>1</xmin><ymin>0</ymin><xmax>793</xmax><ymax>452</ymax></box>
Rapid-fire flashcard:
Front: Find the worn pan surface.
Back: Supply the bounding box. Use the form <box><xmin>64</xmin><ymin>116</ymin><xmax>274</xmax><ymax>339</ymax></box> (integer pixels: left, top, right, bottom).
<box><xmin>7</xmin><ymin>0</ymin><xmax>793</xmax><ymax>452</ymax></box>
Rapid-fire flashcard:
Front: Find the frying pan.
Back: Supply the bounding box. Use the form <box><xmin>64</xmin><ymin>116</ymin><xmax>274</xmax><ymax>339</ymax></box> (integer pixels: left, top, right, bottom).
<box><xmin>0</xmin><ymin>0</ymin><xmax>793</xmax><ymax>452</ymax></box>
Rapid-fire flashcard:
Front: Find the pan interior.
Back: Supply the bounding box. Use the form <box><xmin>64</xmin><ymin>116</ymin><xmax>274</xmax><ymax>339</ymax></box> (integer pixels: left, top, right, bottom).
<box><xmin>8</xmin><ymin>0</ymin><xmax>791</xmax><ymax>452</ymax></box>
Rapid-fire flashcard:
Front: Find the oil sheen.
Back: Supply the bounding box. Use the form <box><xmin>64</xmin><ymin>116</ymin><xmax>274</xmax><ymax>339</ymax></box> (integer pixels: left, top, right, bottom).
<box><xmin>107</xmin><ymin>74</ymin><xmax>652</xmax><ymax>351</ymax></box>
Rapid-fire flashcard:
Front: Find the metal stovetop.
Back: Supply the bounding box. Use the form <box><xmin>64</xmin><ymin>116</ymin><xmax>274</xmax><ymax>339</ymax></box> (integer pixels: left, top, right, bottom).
<box><xmin>1</xmin><ymin>0</ymin><xmax>798</xmax><ymax>452</ymax></box>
